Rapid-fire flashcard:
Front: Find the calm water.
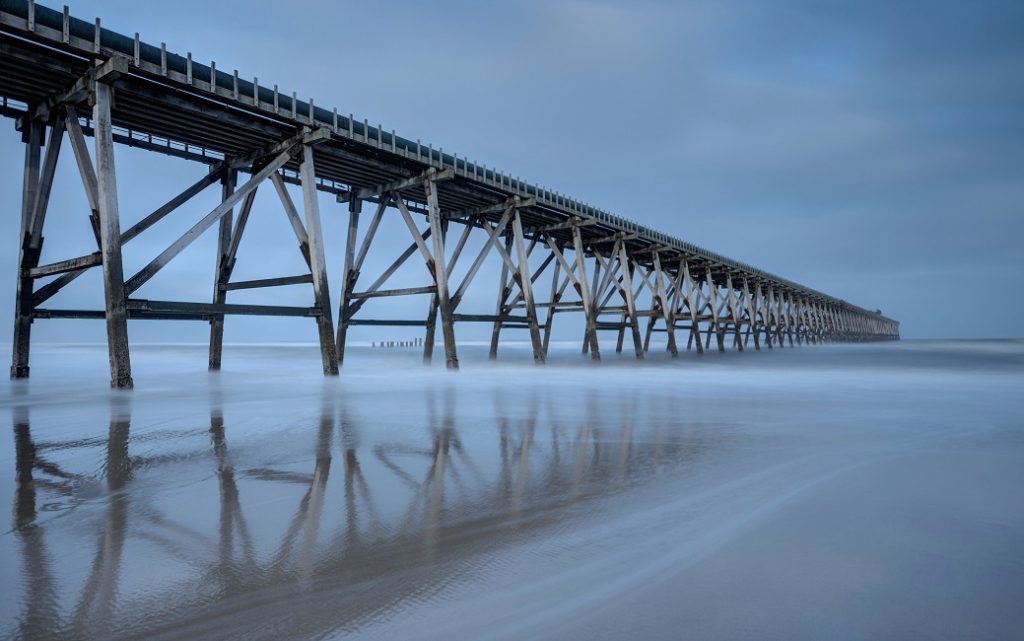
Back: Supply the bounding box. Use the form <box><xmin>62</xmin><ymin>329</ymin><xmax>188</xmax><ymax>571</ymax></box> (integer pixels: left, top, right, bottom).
<box><xmin>1</xmin><ymin>340</ymin><xmax>1022</xmax><ymax>640</ymax></box>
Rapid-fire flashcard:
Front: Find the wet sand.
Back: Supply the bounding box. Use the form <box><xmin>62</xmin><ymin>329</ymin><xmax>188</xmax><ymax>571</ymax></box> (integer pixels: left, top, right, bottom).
<box><xmin>1</xmin><ymin>341</ymin><xmax>1022</xmax><ymax>640</ymax></box>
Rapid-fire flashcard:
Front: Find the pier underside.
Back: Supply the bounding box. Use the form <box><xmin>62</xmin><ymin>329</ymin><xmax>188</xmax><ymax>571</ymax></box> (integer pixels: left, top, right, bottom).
<box><xmin>1</xmin><ymin>0</ymin><xmax>899</xmax><ymax>387</ymax></box>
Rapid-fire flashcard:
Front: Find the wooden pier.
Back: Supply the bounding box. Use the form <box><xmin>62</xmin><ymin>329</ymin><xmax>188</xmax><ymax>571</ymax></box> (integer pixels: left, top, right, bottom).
<box><xmin>0</xmin><ymin>1</ymin><xmax>899</xmax><ymax>388</ymax></box>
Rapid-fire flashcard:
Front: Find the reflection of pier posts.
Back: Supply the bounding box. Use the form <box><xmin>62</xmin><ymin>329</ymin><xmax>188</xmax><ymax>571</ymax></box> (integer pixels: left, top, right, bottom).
<box><xmin>11</xmin><ymin>393</ymin><xmax>61</xmax><ymax>640</ymax></box>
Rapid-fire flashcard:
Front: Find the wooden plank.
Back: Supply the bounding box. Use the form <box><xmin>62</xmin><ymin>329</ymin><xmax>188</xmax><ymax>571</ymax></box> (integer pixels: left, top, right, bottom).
<box><xmin>512</xmin><ymin>210</ymin><xmax>544</xmax><ymax>364</ymax></box>
<box><xmin>208</xmin><ymin>169</ymin><xmax>235</xmax><ymax>371</ymax></box>
<box><xmin>350</xmin><ymin>285</ymin><xmax>436</xmax><ymax>299</ymax></box>
<box><xmin>424</xmin><ymin>178</ymin><xmax>459</xmax><ymax>370</ymax></box>
<box><xmin>93</xmin><ymin>82</ymin><xmax>133</xmax><ymax>389</ymax></box>
<box><xmin>270</xmin><ymin>172</ymin><xmax>311</xmax><ymax>267</ymax></box>
<box><xmin>224</xmin><ymin>274</ymin><xmax>313</xmax><ymax>290</ymax></box>
<box><xmin>122</xmin><ymin>165</ymin><xmax>225</xmax><ymax>243</ymax></box>
<box><xmin>27</xmin><ymin>252</ymin><xmax>102</xmax><ymax>278</ymax></box>
<box><xmin>10</xmin><ymin>120</ymin><xmax>41</xmax><ymax>379</ymax></box>
<box><xmin>347</xmin><ymin>319</ymin><xmax>427</xmax><ymax>327</ymax></box>
<box><xmin>339</xmin><ymin>167</ymin><xmax>453</xmax><ymax>202</ymax></box>
<box><xmin>345</xmin><ymin>228</ymin><xmax>432</xmax><ymax>319</ymax></box>
<box><xmin>452</xmin><ymin>206</ymin><xmax>513</xmax><ymax>309</ymax></box>
<box><xmin>299</xmin><ymin>144</ymin><xmax>339</xmax><ymax>375</ymax></box>
<box><xmin>337</xmin><ymin>195</ymin><xmax>362</xmax><ymax>366</ymax></box>
<box><xmin>573</xmin><ymin>225</ymin><xmax>600</xmax><ymax>360</ymax></box>
<box><xmin>125</xmin><ymin>145</ymin><xmax>294</xmax><ymax>295</ymax></box>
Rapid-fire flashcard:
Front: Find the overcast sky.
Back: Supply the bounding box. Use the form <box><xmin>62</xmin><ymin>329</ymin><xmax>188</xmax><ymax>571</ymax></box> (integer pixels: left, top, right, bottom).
<box><xmin>1</xmin><ymin>0</ymin><xmax>1021</xmax><ymax>345</ymax></box>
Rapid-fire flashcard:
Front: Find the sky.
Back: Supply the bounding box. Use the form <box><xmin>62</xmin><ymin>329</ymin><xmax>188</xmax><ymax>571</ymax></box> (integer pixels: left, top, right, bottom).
<box><xmin>1</xmin><ymin>0</ymin><xmax>1022</xmax><ymax>344</ymax></box>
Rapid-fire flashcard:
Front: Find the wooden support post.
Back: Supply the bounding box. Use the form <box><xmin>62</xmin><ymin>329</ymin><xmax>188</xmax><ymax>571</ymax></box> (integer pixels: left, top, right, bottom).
<box><xmin>682</xmin><ymin>260</ymin><xmax>704</xmax><ymax>354</ymax></box>
<box><xmin>728</xmin><ymin>274</ymin><xmax>744</xmax><ymax>351</ymax></box>
<box><xmin>336</xmin><ymin>196</ymin><xmax>360</xmax><ymax>366</ymax></box>
<box><xmin>10</xmin><ymin>119</ymin><xmax>42</xmax><ymax>379</ymax></box>
<box><xmin>423</xmin><ymin>220</ymin><xmax>446</xmax><ymax>364</ymax></box>
<box><xmin>541</xmin><ymin>254</ymin><xmax>561</xmax><ymax>357</ymax></box>
<box><xmin>617</xmin><ymin>244</ymin><xmax>644</xmax><ymax>359</ymax></box>
<box><xmin>512</xmin><ymin>211</ymin><xmax>544</xmax><ymax>364</ymax></box>
<box><xmin>93</xmin><ymin>82</ymin><xmax>133</xmax><ymax>389</ymax></box>
<box><xmin>424</xmin><ymin>179</ymin><xmax>458</xmax><ymax>369</ymax></box>
<box><xmin>705</xmin><ymin>267</ymin><xmax>725</xmax><ymax>352</ymax></box>
<box><xmin>299</xmin><ymin>144</ymin><xmax>340</xmax><ymax>375</ymax></box>
<box><xmin>583</xmin><ymin>256</ymin><xmax>601</xmax><ymax>354</ymax></box>
<box><xmin>654</xmin><ymin>252</ymin><xmax>678</xmax><ymax>356</ymax></box>
<box><xmin>489</xmin><ymin>234</ymin><xmax>512</xmax><ymax>359</ymax></box>
<box><xmin>573</xmin><ymin>225</ymin><xmax>600</xmax><ymax>360</ymax></box>
<box><xmin>208</xmin><ymin>169</ymin><xmax>236</xmax><ymax>371</ymax></box>
<box><xmin>750</xmin><ymin>280</ymin><xmax>762</xmax><ymax>350</ymax></box>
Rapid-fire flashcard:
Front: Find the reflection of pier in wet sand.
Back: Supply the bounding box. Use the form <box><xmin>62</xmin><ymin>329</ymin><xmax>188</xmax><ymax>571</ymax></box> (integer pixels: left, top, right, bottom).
<box><xmin>8</xmin><ymin>385</ymin><xmax>722</xmax><ymax>640</ymax></box>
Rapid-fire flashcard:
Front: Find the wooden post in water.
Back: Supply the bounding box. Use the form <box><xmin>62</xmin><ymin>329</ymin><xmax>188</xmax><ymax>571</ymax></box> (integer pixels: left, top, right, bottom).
<box><xmin>93</xmin><ymin>82</ymin><xmax>133</xmax><ymax>389</ymax></box>
<box><xmin>10</xmin><ymin>119</ymin><xmax>42</xmax><ymax>379</ymax></box>
<box><xmin>299</xmin><ymin>143</ymin><xmax>339</xmax><ymax>375</ymax></box>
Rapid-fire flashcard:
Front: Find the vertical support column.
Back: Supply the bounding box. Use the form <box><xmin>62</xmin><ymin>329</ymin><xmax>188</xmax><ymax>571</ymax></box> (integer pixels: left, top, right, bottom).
<box><xmin>753</xmin><ymin>278</ymin><xmax>761</xmax><ymax>350</ymax></box>
<box><xmin>423</xmin><ymin>220</ymin><xmax>446</xmax><ymax>363</ymax></box>
<box><xmin>683</xmin><ymin>260</ymin><xmax>704</xmax><ymax>354</ymax></box>
<box><xmin>299</xmin><ymin>143</ymin><xmax>339</xmax><ymax>375</ymax></box>
<box><xmin>727</xmin><ymin>273</ymin><xmax>744</xmax><ymax>351</ymax></box>
<box><xmin>573</xmin><ymin>225</ymin><xmax>600</xmax><ymax>360</ymax></box>
<box><xmin>336</xmin><ymin>196</ymin><xmax>360</xmax><ymax>366</ymax></box>
<box><xmin>93</xmin><ymin>82</ymin><xmax>133</xmax><ymax>389</ymax></box>
<box><xmin>653</xmin><ymin>252</ymin><xmax>678</xmax><ymax>357</ymax></box>
<box><xmin>208</xmin><ymin>169</ymin><xmax>236</xmax><ymax>371</ymax></box>
<box><xmin>542</xmin><ymin>255</ymin><xmax>560</xmax><ymax>357</ymax></box>
<box><xmin>10</xmin><ymin>120</ymin><xmax>42</xmax><ymax>379</ymax></box>
<box><xmin>512</xmin><ymin>211</ymin><xmax>544</xmax><ymax>364</ymax></box>
<box><xmin>582</xmin><ymin>257</ymin><xmax>601</xmax><ymax>354</ymax></box>
<box><xmin>489</xmin><ymin>234</ymin><xmax>511</xmax><ymax>359</ymax></box>
<box><xmin>705</xmin><ymin>267</ymin><xmax>724</xmax><ymax>352</ymax></box>
<box><xmin>616</xmin><ymin>244</ymin><xmax>644</xmax><ymax>359</ymax></box>
<box><xmin>424</xmin><ymin>179</ymin><xmax>458</xmax><ymax>370</ymax></box>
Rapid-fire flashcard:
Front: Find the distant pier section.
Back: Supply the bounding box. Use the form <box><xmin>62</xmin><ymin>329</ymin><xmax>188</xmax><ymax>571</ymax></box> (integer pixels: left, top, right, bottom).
<box><xmin>0</xmin><ymin>0</ymin><xmax>899</xmax><ymax>388</ymax></box>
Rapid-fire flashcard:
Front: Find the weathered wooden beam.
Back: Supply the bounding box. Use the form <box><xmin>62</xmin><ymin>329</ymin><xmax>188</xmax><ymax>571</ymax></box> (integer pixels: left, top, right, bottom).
<box><xmin>528</xmin><ymin>217</ymin><xmax>597</xmax><ymax>235</ymax></box>
<box><xmin>208</xmin><ymin>169</ymin><xmax>236</xmax><ymax>371</ymax></box>
<box><xmin>122</xmin><ymin>165</ymin><xmax>225</xmax><ymax>243</ymax></box>
<box><xmin>9</xmin><ymin>119</ymin><xmax>42</xmax><ymax>379</ymax></box>
<box><xmin>223</xmin><ymin>274</ymin><xmax>313</xmax><ymax>291</ymax></box>
<box><xmin>125</xmin><ymin>144</ymin><xmax>295</xmax><ymax>295</ymax></box>
<box><xmin>446</xmin><ymin>195</ymin><xmax>535</xmax><ymax>221</ymax></box>
<box><xmin>27</xmin><ymin>252</ymin><xmax>102</xmax><ymax>278</ymax></box>
<box><xmin>93</xmin><ymin>82</ymin><xmax>133</xmax><ymax>389</ymax></box>
<box><xmin>346</xmin><ymin>319</ymin><xmax>427</xmax><ymax>327</ymax></box>
<box><xmin>299</xmin><ymin>143</ymin><xmax>340</xmax><ymax>375</ymax></box>
<box><xmin>345</xmin><ymin>228</ymin><xmax>432</xmax><ymax>319</ymax></box>
<box><xmin>512</xmin><ymin>210</ymin><xmax>545</xmax><ymax>364</ymax></box>
<box><xmin>425</xmin><ymin>179</ymin><xmax>459</xmax><ymax>370</ymax></box>
<box><xmin>349</xmin><ymin>286</ymin><xmax>436</xmax><ymax>299</ymax></box>
<box><xmin>337</xmin><ymin>167</ymin><xmax>454</xmax><ymax>202</ymax></box>
<box><xmin>337</xmin><ymin>195</ymin><xmax>362</xmax><ymax>365</ymax></box>
<box><xmin>451</xmin><ymin>206</ymin><xmax>514</xmax><ymax>309</ymax></box>
<box><xmin>452</xmin><ymin>314</ymin><xmax>529</xmax><ymax>323</ymax></box>
<box><xmin>573</xmin><ymin>225</ymin><xmax>600</xmax><ymax>360</ymax></box>
<box><xmin>270</xmin><ymin>172</ymin><xmax>312</xmax><ymax>268</ymax></box>
<box><xmin>489</xmin><ymin>234</ymin><xmax>513</xmax><ymax>359</ymax></box>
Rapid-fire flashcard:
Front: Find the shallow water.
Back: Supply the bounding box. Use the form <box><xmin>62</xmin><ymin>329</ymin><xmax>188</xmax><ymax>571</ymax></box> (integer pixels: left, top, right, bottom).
<box><xmin>1</xmin><ymin>340</ymin><xmax>1022</xmax><ymax>640</ymax></box>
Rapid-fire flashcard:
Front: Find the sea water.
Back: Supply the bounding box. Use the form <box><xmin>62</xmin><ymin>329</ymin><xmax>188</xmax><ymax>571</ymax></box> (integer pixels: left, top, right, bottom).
<box><xmin>1</xmin><ymin>340</ymin><xmax>1021</xmax><ymax>640</ymax></box>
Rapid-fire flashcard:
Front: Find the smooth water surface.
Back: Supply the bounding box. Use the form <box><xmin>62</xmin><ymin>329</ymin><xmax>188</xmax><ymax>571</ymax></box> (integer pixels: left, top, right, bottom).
<box><xmin>1</xmin><ymin>341</ymin><xmax>1022</xmax><ymax>640</ymax></box>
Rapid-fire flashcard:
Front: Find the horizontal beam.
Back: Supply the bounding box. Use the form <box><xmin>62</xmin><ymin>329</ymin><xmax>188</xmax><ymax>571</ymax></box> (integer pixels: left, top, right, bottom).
<box><xmin>349</xmin><ymin>286</ymin><xmax>436</xmax><ymax>300</ymax></box>
<box><xmin>223</xmin><ymin>274</ymin><xmax>313</xmax><ymax>291</ymax></box>
<box><xmin>127</xmin><ymin>299</ymin><xmax>320</xmax><ymax>317</ymax></box>
<box><xmin>27</xmin><ymin>252</ymin><xmax>102</xmax><ymax>278</ymax></box>
<box><xmin>345</xmin><ymin>319</ymin><xmax>428</xmax><ymax>327</ymax></box>
<box><xmin>446</xmin><ymin>195</ymin><xmax>536</xmax><ymax>221</ymax></box>
<box><xmin>451</xmin><ymin>314</ymin><xmax>529</xmax><ymax>323</ymax></box>
<box><xmin>337</xmin><ymin>167</ymin><xmax>453</xmax><ymax>202</ymax></box>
